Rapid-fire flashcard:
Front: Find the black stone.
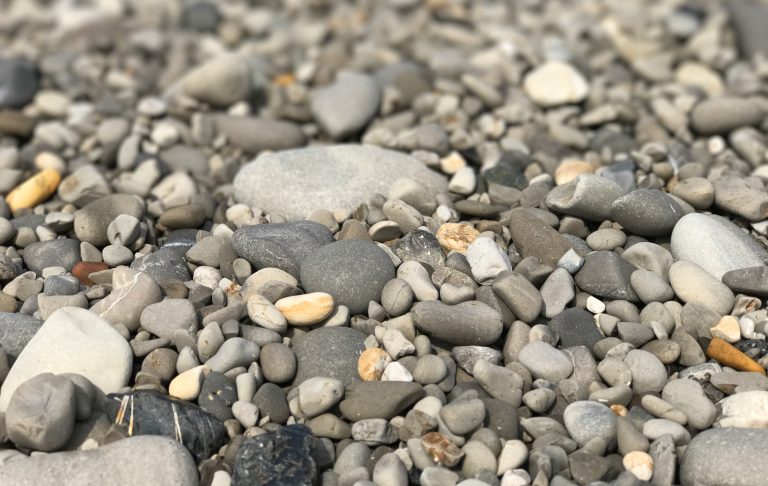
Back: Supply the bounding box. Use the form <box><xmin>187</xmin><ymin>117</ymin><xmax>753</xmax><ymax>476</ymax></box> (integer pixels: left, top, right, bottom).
<box><xmin>198</xmin><ymin>372</ymin><xmax>237</xmax><ymax>421</ymax></box>
<box><xmin>104</xmin><ymin>391</ymin><xmax>228</xmax><ymax>463</ymax></box>
<box><xmin>482</xmin><ymin>151</ymin><xmax>529</xmax><ymax>190</ymax></box>
<box><xmin>253</xmin><ymin>383</ymin><xmax>290</xmax><ymax>424</ymax></box>
<box><xmin>549</xmin><ymin>308</ymin><xmax>603</xmax><ymax>349</ymax></box>
<box><xmin>0</xmin><ymin>58</ymin><xmax>38</xmax><ymax>108</ymax></box>
<box><xmin>231</xmin><ymin>221</ymin><xmax>333</xmax><ymax>278</ymax></box>
<box><xmin>393</xmin><ymin>229</ymin><xmax>445</xmax><ymax>270</ymax></box>
<box><xmin>232</xmin><ymin>425</ymin><xmax>317</xmax><ymax>486</ymax></box>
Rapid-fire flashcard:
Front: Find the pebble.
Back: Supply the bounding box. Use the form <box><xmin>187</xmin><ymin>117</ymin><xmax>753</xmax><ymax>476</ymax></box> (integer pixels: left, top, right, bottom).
<box><xmin>563</xmin><ymin>400</ymin><xmax>617</xmax><ymax>446</ymax></box>
<box><xmin>380</xmin><ymin>278</ymin><xmax>414</xmax><ymax>317</ymax></box>
<box><xmin>540</xmin><ymin>268</ymin><xmax>575</xmax><ymax>318</ymax></box>
<box><xmin>507</xmin><ymin>208</ymin><xmax>573</xmax><ymax>267</ymax></box>
<box><xmin>623</xmin><ymin>451</ymin><xmax>653</xmax><ymax>481</ymax></box>
<box><xmin>610</xmin><ymin>189</ymin><xmax>684</xmax><ymax>236</ymax></box>
<box><xmin>465</xmin><ymin>237</ymin><xmax>512</xmax><ymax>283</ymax></box>
<box><xmin>301</xmin><ymin>240</ymin><xmax>395</xmax><ymax>315</ymax></box>
<box><xmin>0</xmin><ymin>57</ymin><xmax>39</xmax><ymax>108</ymax></box>
<box><xmin>275</xmin><ymin>292</ymin><xmax>334</xmax><ymax>326</ymax></box>
<box><xmin>523</xmin><ymin>61</ymin><xmax>589</xmax><ymax>107</ymax></box>
<box><xmin>358</xmin><ymin>347</ymin><xmax>392</xmax><ymax>381</ymax></box>
<box><xmin>518</xmin><ymin>341</ymin><xmax>573</xmax><ymax>382</ymax></box>
<box><xmin>340</xmin><ymin>381</ymin><xmax>424</xmax><ymax>421</ymax></box>
<box><xmin>208</xmin><ymin>115</ymin><xmax>306</xmax><ymax>153</ymax></box>
<box><xmin>140</xmin><ymin>299</ymin><xmax>197</xmax><ymax>339</ymax></box>
<box><xmin>412</xmin><ymin>300</ymin><xmax>503</xmax><ymax>346</ymax></box>
<box><xmin>575</xmin><ymin>251</ymin><xmax>639</xmax><ymax>302</ymax></box>
<box><xmin>231</xmin><ymin>221</ymin><xmax>333</xmax><ymax>279</ymax></box>
<box><xmin>74</xmin><ymin>195</ymin><xmax>145</xmax><ymax>247</ymax></box>
<box><xmin>182</xmin><ymin>54</ymin><xmax>252</xmax><ymax>107</ymax></box>
<box><xmin>259</xmin><ymin>343</ymin><xmax>296</xmax><ymax>383</ymax></box>
<box><xmin>91</xmin><ymin>266</ymin><xmax>163</xmax><ymax>331</ymax></box>
<box><xmin>169</xmin><ymin>364</ymin><xmax>210</xmax><ymax>400</ymax></box>
<box><xmin>436</xmin><ymin>223</ymin><xmax>480</xmax><ymax>254</ymax></box>
<box><xmin>234</xmin><ymin>145</ymin><xmax>447</xmax><ymax>220</ymax></box>
<box><xmin>492</xmin><ymin>271</ymin><xmax>543</xmax><ymax>323</ymax></box>
<box><xmin>298</xmin><ymin>377</ymin><xmax>345</xmax><ymax>418</ymax></box>
<box><xmin>706</xmin><ymin>337</ymin><xmax>766</xmax><ymax>374</ymax></box>
<box><xmin>624</xmin><ymin>349</ymin><xmax>667</xmax><ymax>394</ymax></box>
<box><xmin>5</xmin><ymin>170</ymin><xmax>61</xmax><ymax>213</ymax></box>
<box><xmin>690</xmin><ymin>96</ymin><xmax>765</xmax><ymax>135</ymax></box>
<box><xmin>396</xmin><ymin>261</ymin><xmax>438</xmax><ymax>301</ymax></box>
<box><xmin>22</xmin><ymin>238</ymin><xmax>81</xmax><ymax>275</ymax></box>
<box><xmin>0</xmin><ymin>307</ymin><xmax>131</xmax><ymax>412</ymax></box>
<box><xmin>311</xmin><ymin>73</ymin><xmax>381</xmax><ymax>139</ymax></box>
<box><xmin>661</xmin><ymin>378</ymin><xmax>716</xmax><ymax>430</ymax></box>
<box><xmin>545</xmin><ymin>174</ymin><xmax>625</xmax><ymax>222</ymax></box>
<box><xmin>293</xmin><ymin>327</ymin><xmax>367</xmax><ymax>386</ymax></box>
<box><xmin>668</xmin><ymin>260</ymin><xmax>734</xmax><ymax>315</ymax></box>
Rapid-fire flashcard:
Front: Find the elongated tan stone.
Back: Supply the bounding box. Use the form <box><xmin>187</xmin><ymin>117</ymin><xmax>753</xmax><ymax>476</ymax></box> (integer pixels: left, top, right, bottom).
<box><xmin>275</xmin><ymin>292</ymin><xmax>334</xmax><ymax>326</ymax></box>
<box><xmin>5</xmin><ymin>169</ymin><xmax>61</xmax><ymax>212</ymax></box>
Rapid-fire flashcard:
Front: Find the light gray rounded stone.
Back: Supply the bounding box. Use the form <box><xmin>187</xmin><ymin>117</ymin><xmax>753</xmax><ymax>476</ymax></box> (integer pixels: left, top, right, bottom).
<box><xmin>518</xmin><ymin>341</ymin><xmax>573</xmax><ymax>382</ymax></box>
<box><xmin>311</xmin><ymin>73</ymin><xmax>381</xmax><ymax>139</ymax></box>
<box><xmin>671</xmin><ymin>213</ymin><xmax>768</xmax><ymax>279</ymax></box>
<box><xmin>624</xmin><ymin>349</ymin><xmax>667</xmax><ymax>394</ymax></box>
<box><xmin>233</xmin><ymin>145</ymin><xmax>447</xmax><ymax>220</ymax></box>
<box><xmin>681</xmin><ymin>428</ymin><xmax>768</xmax><ymax>486</ymax></box>
<box><xmin>563</xmin><ymin>400</ymin><xmax>617</xmax><ymax>446</ymax></box>
<box><xmin>140</xmin><ymin>299</ymin><xmax>197</xmax><ymax>339</ymax></box>
<box><xmin>669</xmin><ymin>260</ymin><xmax>735</xmax><ymax>315</ymax></box>
<box><xmin>545</xmin><ymin>174</ymin><xmax>625</xmax><ymax>222</ymax></box>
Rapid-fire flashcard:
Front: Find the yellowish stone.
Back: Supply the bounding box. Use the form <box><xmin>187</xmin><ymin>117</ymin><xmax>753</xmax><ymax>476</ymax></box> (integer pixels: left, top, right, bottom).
<box><xmin>275</xmin><ymin>292</ymin><xmax>334</xmax><ymax>326</ymax></box>
<box><xmin>623</xmin><ymin>451</ymin><xmax>653</xmax><ymax>481</ymax></box>
<box><xmin>168</xmin><ymin>365</ymin><xmax>210</xmax><ymax>401</ymax></box>
<box><xmin>435</xmin><ymin>223</ymin><xmax>480</xmax><ymax>254</ymax></box>
<box><xmin>357</xmin><ymin>348</ymin><xmax>392</xmax><ymax>381</ymax></box>
<box><xmin>710</xmin><ymin>316</ymin><xmax>741</xmax><ymax>344</ymax></box>
<box><xmin>440</xmin><ymin>151</ymin><xmax>467</xmax><ymax>175</ymax></box>
<box><xmin>554</xmin><ymin>160</ymin><xmax>594</xmax><ymax>186</ymax></box>
<box><xmin>5</xmin><ymin>169</ymin><xmax>61</xmax><ymax>213</ymax></box>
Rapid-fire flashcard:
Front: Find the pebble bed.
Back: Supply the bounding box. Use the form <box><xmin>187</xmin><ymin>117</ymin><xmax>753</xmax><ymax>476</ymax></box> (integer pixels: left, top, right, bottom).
<box><xmin>0</xmin><ymin>1</ymin><xmax>768</xmax><ymax>486</ymax></box>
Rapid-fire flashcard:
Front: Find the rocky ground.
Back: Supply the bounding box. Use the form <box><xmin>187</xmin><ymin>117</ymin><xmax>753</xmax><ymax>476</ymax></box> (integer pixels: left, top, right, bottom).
<box><xmin>1</xmin><ymin>0</ymin><xmax>768</xmax><ymax>485</ymax></box>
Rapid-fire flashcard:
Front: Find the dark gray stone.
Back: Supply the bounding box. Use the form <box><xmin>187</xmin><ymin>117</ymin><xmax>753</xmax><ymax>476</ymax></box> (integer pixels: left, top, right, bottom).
<box><xmin>549</xmin><ymin>308</ymin><xmax>603</xmax><ymax>349</ymax></box>
<box><xmin>22</xmin><ymin>239</ymin><xmax>81</xmax><ymax>275</ymax></box>
<box><xmin>293</xmin><ymin>327</ymin><xmax>367</xmax><ymax>386</ymax></box>
<box><xmin>131</xmin><ymin>248</ymin><xmax>191</xmax><ymax>284</ymax></box>
<box><xmin>232</xmin><ymin>221</ymin><xmax>333</xmax><ymax>279</ymax></box>
<box><xmin>0</xmin><ymin>312</ymin><xmax>43</xmax><ymax>363</ymax></box>
<box><xmin>74</xmin><ymin>195</ymin><xmax>145</xmax><ymax>247</ymax></box>
<box><xmin>610</xmin><ymin>189</ymin><xmax>685</xmax><ymax>237</ymax></box>
<box><xmin>507</xmin><ymin>208</ymin><xmax>572</xmax><ymax>267</ymax></box>
<box><xmin>232</xmin><ymin>425</ymin><xmax>317</xmax><ymax>486</ymax></box>
<box><xmin>0</xmin><ymin>58</ymin><xmax>38</xmax><ymax>108</ymax></box>
<box><xmin>300</xmin><ymin>240</ymin><xmax>396</xmax><ymax>314</ymax></box>
<box><xmin>253</xmin><ymin>383</ymin><xmax>290</xmax><ymax>424</ymax></box>
<box><xmin>681</xmin><ymin>427</ymin><xmax>768</xmax><ymax>486</ymax></box>
<box><xmin>104</xmin><ymin>391</ymin><xmax>228</xmax><ymax>462</ymax></box>
<box><xmin>210</xmin><ymin>115</ymin><xmax>306</xmax><ymax>154</ymax></box>
<box><xmin>198</xmin><ymin>372</ymin><xmax>236</xmax><ymax>421</ymax></box>
<box><xmin>340</xmin><ymin>381</ymin><xmax>425</xmax><ymax>421</ymax></box>
<box><xmin>723</xmin><ymin>266</ymin><xmax>768</xmax><ymax>296</ymax></box>
<box><xmin>575</xmin><ymin>251</ymin><xmax>639</xmax><ymax>302</ymax></box>
<box><xmin>393</xmin><ymin>229</ymin><xmax>446</xmax><ymax>269</ymax></box>
<box><xmin>412</xmin><ymin>300</ymin><xmax>503</xmax><ymax>346</ymax></box>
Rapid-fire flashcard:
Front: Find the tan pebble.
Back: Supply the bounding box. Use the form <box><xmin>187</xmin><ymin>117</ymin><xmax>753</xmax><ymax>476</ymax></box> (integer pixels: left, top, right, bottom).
<box><xmin>623</xmin><ymin>451</ymin><xmax>653</xmax><ymax>481</ymax></box>
<box><xmin>34</xmin><ymin>152</ymin><xmax>66</xmax><ymax>173</ymax></box>
<box><xmin>358</xmin><ymin>348</ymin><xmax>392</xmax><ymax>381</ymax></box>
<box><xmin>436</xmin><ymin>223</ymin><xmax>480</xmax><ymax>254</ymax></box>
<box><xmin>554</xmin><ymin>160</ymin><xmax>594</xmax><ymax>186</ymax></box>
<box><xmin>610</xmin><ymin>404</ymin><xmax>628</xmax><ymax>417</ymax></box>
<box><xmin>706</xmin><ymin>337</ymin><xmax>766</xmax><ymax>375</ymax></box>
<box><xmin>275</xmin><ymin>292</ymin><xmax>334</xmax><ymax>326</ymax></box>
<box><xmin>421</xmin><ymin>431</ymin><xmax>465</xmax><ymax>467</ymax></box>
<box><xmin>710</xmin><ymin>316</ymin><xmax>741</xmax><ymax>344</ymax></box>
<box><xmin>169</xmin><ymin>365</ymin><xmax>210</xmax><ymax>400</ymax></box>
<box><xmin>5</xmin><ymin>169</ymin><xmax>61</xmax><ymax>213</ymax></box>
<box><xmin>440</xmin><ymin>151</ymin><xmax>467</xmax><ymax>175</ymax></box>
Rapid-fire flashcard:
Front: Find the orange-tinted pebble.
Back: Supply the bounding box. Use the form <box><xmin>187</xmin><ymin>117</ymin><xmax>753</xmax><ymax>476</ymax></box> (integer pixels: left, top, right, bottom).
<box><xmin>706</xmin><ymin>337</ymin><xmax>766</xmax><ymax>375</ymax></box>
<box><xmin>5</xmin><ymin>169</ymin><xmax>61</xmax><ymax>213</ymax></box>
<box><xmin>72</xmin><ymin>261</ymin><xmax>110</xmax><ymax>286</ymax></box>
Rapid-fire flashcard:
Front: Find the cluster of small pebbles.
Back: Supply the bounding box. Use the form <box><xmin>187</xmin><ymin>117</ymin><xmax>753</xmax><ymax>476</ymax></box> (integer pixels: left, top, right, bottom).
<box><xmin>2</xmin><ymin>0</ymin><xmax>768</xmax><ymax>485</ymax></box>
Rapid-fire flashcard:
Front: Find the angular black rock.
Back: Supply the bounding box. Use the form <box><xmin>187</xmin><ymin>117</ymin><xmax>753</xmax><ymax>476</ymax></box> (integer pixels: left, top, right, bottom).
<box><xmin>104</xmin><ymin>391</ymin><xmax>227</xmax><ymax>462</ymax></box>
<box><xmin>131</xmin><ymin>247</ymin><xmax>192</xmax><ymax>284</ymax></box>
<box><xmin>232</xmin><ymin>424</ymin><xmax>317</xmax><ymax>486</ymax></box>
<box><xmin>393</xmin><ymin>229</ymin><xmax>446</xmax><ymax>269</ymax></box>
<box><xmin>549</xmin><ymin>307</ymin><xmax>603</xmax><ymax>349</ymax></box>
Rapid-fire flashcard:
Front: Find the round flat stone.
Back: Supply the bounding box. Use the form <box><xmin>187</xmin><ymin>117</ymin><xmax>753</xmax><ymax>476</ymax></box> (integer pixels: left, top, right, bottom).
<box><xmin>293</xmin><ymin>327</ymin><xmax>367</xmax><ymax>386</ymax></box>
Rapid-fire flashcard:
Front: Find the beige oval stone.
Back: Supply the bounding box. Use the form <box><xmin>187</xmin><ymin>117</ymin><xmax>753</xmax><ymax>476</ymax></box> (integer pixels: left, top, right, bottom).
<box><xmin>275</xmin><ymin>292</ymin><xmax>334</xmax><ymax>326</ymax></box>
<box><xmin>5</xmin><ymin>169</ymin><xmax>61</xmax><ymax>213</ymax></box>
<box><xmin>357</xmin><ymin>347</ymin><xmax>392</xmax><ymax>381</ymax></box>
<box><xmin>440</xmin><ymin>151</ymin><xmax>467</xmax><ymax>175</ymax></box>
<box><xmin>554</xmin><ymin>160</ymin><xmax>594</xmax><ymax>186</ymax></box>
<box><xmin>169</xmin><ymin>365</ymin><xmax>210</xmax><ymax>401</ymax></box>
<box><xmin>436</xmin><ymin>223</ymin><xmax>480</xmax><ymax>254</ymax></box>
<box><xmin>623</xmin><ymin>451</ymin><xmax>653</xmax><ymax>481</ymax></box>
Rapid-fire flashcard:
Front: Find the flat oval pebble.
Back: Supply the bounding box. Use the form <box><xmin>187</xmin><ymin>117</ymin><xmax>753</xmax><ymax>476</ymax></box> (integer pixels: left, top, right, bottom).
<box><xmin>411</xmin><ymin>300</ymin><xmax>503</xmax><ymax>346</ymax></box>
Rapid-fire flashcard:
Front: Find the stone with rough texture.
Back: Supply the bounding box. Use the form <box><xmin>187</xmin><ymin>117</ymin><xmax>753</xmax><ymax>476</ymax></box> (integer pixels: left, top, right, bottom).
<box><xmin>0</xmin><ymin>312</ymin><xmax>42</xmax><ymax>363</ymax></box>
<box><xmin>0</xmin><ymin>307</ymin><xmax>131</xmax><ymax>412</ymax></box>
<box><xmin>301</xmin><ymin>240</ymin><xmax>395</xmax><ymax>314</ymax></box>
<box><xmin>680</xmin><ymin>428</ymin><xmax>768</xmax><ymax>486</ymax></box>
<box><xmin>610</xmin><ymin>189</ymin><xmax>684</xmax><ymax>236</ymax></box>
<box><xmin>104</xmin><ymin>390</ymin><xmax>228</xmax><ymax>463</ymax></box>
<box><xmin>671</xmin><ymin>213</ymin><xmax>768</xmax><ymax>279</ymax></box>
<box><xmin>231</xmin><ymin>222</ymin><xmax>333</xmax><ymax>279</ymax></box>
<box><xmin>234</xmin><ymin>145</ymin><xmax>447</xmax><ymax>220</ymax></box>
<box><xmin>293</xmin><ymin>327</ymin><xmax>367</xmax><ymax>386</ymax></box>
<box><xmin>22</xmin><ymin>238</ymin><xmax>81</xmax><ymax>275</ymax></box>
<box><xmin>0</xmin><ymin>435</ymin><xmax>199</xmax><ymax>486</ymax></box>
<box><xmin>563</xmin><ymin>400</ymin><xmax>617</xmax><ymax>446</ymax></box>
<box><xmin>232</xmin><ymin>425</ymin><xmax>317</xmax><ymax>486</ymax></box>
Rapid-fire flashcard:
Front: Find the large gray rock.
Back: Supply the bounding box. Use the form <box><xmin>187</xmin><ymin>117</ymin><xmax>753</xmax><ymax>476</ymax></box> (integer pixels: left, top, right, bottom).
<box><xmin>233</xmin><ymin>145</ymin><xmax>447</xmax><ymax>220</ymax></box>
<box><xmin>0</xmin><ymin>307</ymin><xmax>132</xmax><ymax>412</ymax></box>
<box><xmin>671</xmin><ymin>213</ymin><xmax>768</xmax><ymax>279</ymax></box>
<box><xmin>681</xmin><ymin>428</ymin><xmax>768</xmax><ymax>486</ymax></box>
<box><xmin>300</xmin><ymin>240</ymin><xmax>396</xmax><ymax>314</ymax></box>
<box><xmin>0</xmin><ymin>435</ymin><xmax>199</xmax><ymax>486</ymax></box>
<box><xmin>412</xmin><ymin>300</ymin><xmax>503</xmax><ymax>346</ymax></box>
